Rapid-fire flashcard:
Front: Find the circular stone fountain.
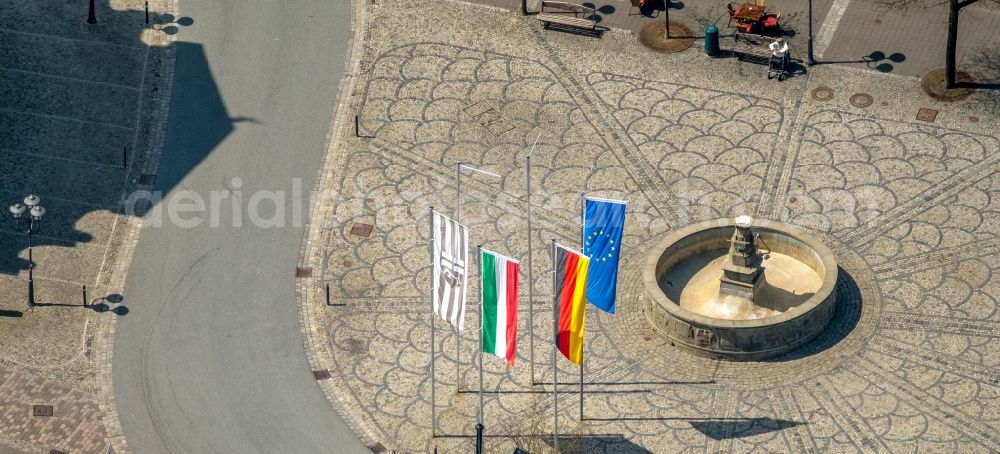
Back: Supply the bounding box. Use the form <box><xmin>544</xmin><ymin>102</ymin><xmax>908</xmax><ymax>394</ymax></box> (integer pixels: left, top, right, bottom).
<box><xmin>642</xmin><ymin>217</ymin><xmax>838</xmax><ymax>360</ymax></box>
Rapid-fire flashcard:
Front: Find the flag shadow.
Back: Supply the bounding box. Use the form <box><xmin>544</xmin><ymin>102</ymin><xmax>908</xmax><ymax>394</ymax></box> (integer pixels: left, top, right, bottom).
<box><xmin>457</xmin><ymin>388</ymin><xmax>651</xmax><ymax>394</ymax></box>
<box><xmin>531</xmin><ymin>380</ymin><xmax>715</xmax><ymax>385</ymax></box>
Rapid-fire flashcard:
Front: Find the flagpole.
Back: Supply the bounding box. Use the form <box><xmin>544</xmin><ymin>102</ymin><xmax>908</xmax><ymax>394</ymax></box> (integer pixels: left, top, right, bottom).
<box><xmin>550</xmin><ymin>238</ymin><xmax>559</xmax><ymax>452</ymax></box>
<box><xmin>579</xmin><ymin>192</ymin><xmax>586</xmax><ymax>422</ymax></box>
<box><xmin>455</xmin><ymin>163</ymin><xmax>462</xmax><ymax>392</ymax></box>
<box><xmin>476</xmin><ymin>245</ymin><xmax>485</xmax><ymax>454</ymax></box>
<box><xmin>429</xmin><ymin>206</ymin><xmax>437</xmax><ymax>438</ymax></box>
<box><xmin>453</xmin><ymin>162</ymin><xmax>502</xmax><ymax>394</ymax></box>
<box><xmin>525</xmin><ymin>133</ymin><xmax>540</xmax><ymax>385</ymax></box>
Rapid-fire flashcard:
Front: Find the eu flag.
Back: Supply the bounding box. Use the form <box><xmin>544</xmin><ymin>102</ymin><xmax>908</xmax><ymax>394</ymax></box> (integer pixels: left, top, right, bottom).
<box><xmin>582</xmin><ymin>197</ymin><xmax>626</xmax><ymax>314</ymax></box>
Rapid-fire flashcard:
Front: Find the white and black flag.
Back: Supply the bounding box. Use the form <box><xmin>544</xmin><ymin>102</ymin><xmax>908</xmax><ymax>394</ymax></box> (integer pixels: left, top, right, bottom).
<box><xmin>432</xmin><ymin>210</ymin><xmax>469</xmax><ymax>330</ymax></box>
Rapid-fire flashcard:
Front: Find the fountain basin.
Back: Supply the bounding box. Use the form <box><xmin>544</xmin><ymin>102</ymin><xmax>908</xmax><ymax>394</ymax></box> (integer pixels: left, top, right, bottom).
<box><xmin>643</xmin><ymin>219</ymin><xmax>838</xmax><ymax>360</ymax></box>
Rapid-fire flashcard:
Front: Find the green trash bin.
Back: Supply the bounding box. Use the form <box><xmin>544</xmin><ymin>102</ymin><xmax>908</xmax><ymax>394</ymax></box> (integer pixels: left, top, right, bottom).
<box><xmin>705</xmin><ymin>25</ymin><xmax>720</xmax><ymax>57</ymax></box>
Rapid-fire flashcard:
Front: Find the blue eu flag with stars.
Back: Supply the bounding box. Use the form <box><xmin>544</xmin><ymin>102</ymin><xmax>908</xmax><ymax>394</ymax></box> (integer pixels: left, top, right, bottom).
<box><xmin>582</xmin><ymin>197</ymin><xmax>627</xmax><ymax>314</ymax></box>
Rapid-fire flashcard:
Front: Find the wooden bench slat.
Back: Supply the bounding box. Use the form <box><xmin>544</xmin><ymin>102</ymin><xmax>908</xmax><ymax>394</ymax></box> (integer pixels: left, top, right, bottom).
<box><xmin>537</xmin><ymin>14</ymin><xmax>595</xmax><ymax>27</ymax></box>
<box><xmin>537</xmin><ymin>1</ymin><xmax>598</xmax><ymax>32</ymax></box>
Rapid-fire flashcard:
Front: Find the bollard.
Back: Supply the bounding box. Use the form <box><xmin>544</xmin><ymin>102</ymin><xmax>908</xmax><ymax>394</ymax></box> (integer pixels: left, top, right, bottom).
<box><xmin>705</xmin><ymin>25</ymin><xmax>720</xmax><ymax>57</ymax></box>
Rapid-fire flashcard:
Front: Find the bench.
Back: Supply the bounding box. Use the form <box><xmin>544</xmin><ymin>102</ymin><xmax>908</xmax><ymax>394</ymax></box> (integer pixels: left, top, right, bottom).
<box><xmin>729</xmin><ymin>31</ymin><xmax>771</xmax><ymax>64</ymax></box>
<box><xmin>536</xmin><ymin>1</ymin><xmax>598</xmax><ymax>33</ymax></box>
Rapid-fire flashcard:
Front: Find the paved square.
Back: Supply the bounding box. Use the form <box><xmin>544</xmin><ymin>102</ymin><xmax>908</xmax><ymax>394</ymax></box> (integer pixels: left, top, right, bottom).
<box><xmin>299</xmin><ymin>0</ymin><xmax>1000</xmax><ymax>452</ymax></box>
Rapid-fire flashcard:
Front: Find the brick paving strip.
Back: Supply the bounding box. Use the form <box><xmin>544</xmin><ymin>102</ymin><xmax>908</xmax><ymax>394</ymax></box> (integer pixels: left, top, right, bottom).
<box><xmin>296</xmin><ymin>0</ymin><xmax>999</xmax><ymax>452</ymax></box>
<box><xmin>0</xmin><ymin>0</ymin><xmax>178</xmax><ymax>452</ymax></box>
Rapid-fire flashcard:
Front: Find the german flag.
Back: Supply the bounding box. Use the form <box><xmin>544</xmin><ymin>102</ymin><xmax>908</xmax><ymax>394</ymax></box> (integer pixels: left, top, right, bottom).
<box><xmin>554</xmin><ymin>243</ymin><xmax>590</xmax><ymax>365</ymax></box>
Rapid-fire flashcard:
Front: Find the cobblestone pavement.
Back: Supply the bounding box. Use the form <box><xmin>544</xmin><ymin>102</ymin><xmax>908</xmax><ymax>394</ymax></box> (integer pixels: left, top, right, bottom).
<box><xmin>299</xmin><ymin>0</ymin><xmax>999</xmax><ymax>452</ymax></box>
<box><xmin>0</xmin><ymin>0</ymin><xmax>175</xmax><ymax>452</ymax></box>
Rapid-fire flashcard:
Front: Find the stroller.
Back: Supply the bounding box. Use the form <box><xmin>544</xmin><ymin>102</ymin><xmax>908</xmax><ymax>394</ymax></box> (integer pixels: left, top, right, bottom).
<box><xmin>767</xmin><ymin>52</ymin><xmax>789</xmax><ymax>81</ymax></box>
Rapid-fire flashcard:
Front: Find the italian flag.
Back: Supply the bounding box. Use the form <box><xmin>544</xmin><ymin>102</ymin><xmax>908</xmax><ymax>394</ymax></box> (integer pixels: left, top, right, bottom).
<box><xmin>481</xmin><ymin>250</ymin><xmax>520</xmax><ymax>366</ymax></box>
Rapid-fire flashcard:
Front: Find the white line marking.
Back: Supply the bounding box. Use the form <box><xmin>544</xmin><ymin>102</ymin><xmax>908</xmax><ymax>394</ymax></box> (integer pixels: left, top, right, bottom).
<box><xmin>814</xmin><ymin>0</ymin><xmax>852</xmax><ymax>59</ymax></box>
<box><xmin>0</xmin><ymin>27</ymin><xmax>142</xmax><ymax>49</ymax></box>
<box><xmin>96</xmin><ymin>44</ymin><xmax>151</xmax><ymax>287</ymax></box>
<box><xmin>1</xmin><ymin>67</ymin><xmax>141</xmax><ymax>91</ymax></box>
<box><xmin>2</xmin><ymin>148</ymin><xmax>131</xmax><ymax>170</ymax></box>
<box><xmin>0</xmin><ymin>108</ymin><xmax>134</xmax><ymax>130</ymax></box>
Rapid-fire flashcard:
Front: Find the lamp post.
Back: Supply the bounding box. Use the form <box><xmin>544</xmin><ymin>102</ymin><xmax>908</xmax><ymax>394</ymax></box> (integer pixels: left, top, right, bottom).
<box><xmin>9</xmin><ymin>195</ymin><xmax>46</xmax><ymax>309</ymax></box>
<box><xmin>807</xmin><ymin>0</ymin><xmax>816</xmax><ymax>65</ymax></box>
<box><xmin>88</xmin><ymin>0</ymin><xmax>97</xmax><ymax>24</ymax></box>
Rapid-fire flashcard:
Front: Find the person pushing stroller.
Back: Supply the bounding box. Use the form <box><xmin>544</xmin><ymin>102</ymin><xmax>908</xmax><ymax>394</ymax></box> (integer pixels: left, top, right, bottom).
<box><xmin>767</xmin><ymin>38</ymin><xmax>790</xmax><ymax>80</ymax></box>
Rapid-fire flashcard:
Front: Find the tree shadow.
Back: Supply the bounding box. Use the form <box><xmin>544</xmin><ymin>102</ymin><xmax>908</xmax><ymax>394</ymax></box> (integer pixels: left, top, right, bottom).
<box><xmin>965</xmin><ymin>47</ymin><xmax>1000</xmax><ymax>90</ymax></box>
<box><xmin>636</xmin><ymin>0</ymin><xmax>686</xmax><ymax>17</ymax></box>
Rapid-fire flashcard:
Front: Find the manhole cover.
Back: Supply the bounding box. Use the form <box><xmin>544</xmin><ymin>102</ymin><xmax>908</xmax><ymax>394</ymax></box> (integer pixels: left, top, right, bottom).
<box><xmin>849</xmin><ymin>93</ymin><xmax>874</xmax><ymax>108</ymax></box>
<box><xmin>313</xmin><ymin>369</ymin><xmax>331</xmax><ymax>380</ymax></box>
<box><xmin>342</xmin><ymin>260</ymin><xmax>353</xmax><ymax>267</ymax></box>
<box><xmin>811</xmin><ymin>86</ymin><xmax>834</xmax><ymax>101</ymax></box>
<box><xmin>350</xmin><ymin>222</ymin><xmax>374</xmax><ymax>237</ymax></box>
<box><xmin>33</xmin><ymin>405</ymin><xmax>53</xmax><ymax>417</ymax></box>
<box><xmin>295</xmin><ymin>267</ymin><xmax>313</xmax><ymax>278</ymax></box>
<box><xmin>788</xmin><ymin>195</ymin><xmax>797</xmax><ymax>203</ymax></box>
<box><xmin>916</xmin><ymin>108</ymin><xmax>939</xmax><ymax>122</ymax></box>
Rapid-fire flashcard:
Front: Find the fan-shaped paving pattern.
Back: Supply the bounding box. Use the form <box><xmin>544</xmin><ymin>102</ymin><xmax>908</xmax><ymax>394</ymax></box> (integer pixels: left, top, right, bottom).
<box><xmin>311</xmin><ymin>39</ymin><xmax>1000</xmax><ymax>453</ymax></box>
<box><xmin>588</xmin><ymin>72</ymin><xmax>782</xmax><ymax>222</ymax></box>
<box><xmin>782</xmin><ymin>111</ymin><xmax>999</xmax><ymax>239</ymax></box>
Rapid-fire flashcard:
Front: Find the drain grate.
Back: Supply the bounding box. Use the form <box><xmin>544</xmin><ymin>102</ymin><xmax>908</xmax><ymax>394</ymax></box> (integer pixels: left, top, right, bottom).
<box><xmin>33</xmin><ymin>405</ymin><xmax>53</xmax><ymax>417</ymax></box>
<box><xmin>313</xmin><ymin>369</ymin><xmax>331</xmax><ymax>380</ymax></box>
<box><xmin>138</xmin><ymin>174</ymin><xmax>156</xmax><ymax>185</ymax></box>
<box><xmin>368</xmin><ymin>443</ymin><xmax>388</xmax><ymax>453</ymax></box>
<box><xmin>295</xmin><ymin>267</ymin><xmax>313</xmax><ymax>278</ymax></box>
<box><xmin>969</xmin><ymin>116</ymin><xmax>980</xmax><ymax>123</ymax></box>
<box><xmin>810</xmin><ymin>86</ymin><xmax>834</xmax><ymax>101</ymax></box>
<box><xmin>350</xmin><ymin>222</ymin><xmax>374</xmax><ymax>237</ymax></box>
<box><xmin>916</xmin><ymin>108</ymin><xmax>939</xmax><ymax>122</ymax></box>
<box><xmin>343</xmin><ymin>338</ymin><xmax>368</xmax><ymax>355</ymax></box>
<box><xmin>849</xmin><ymin>93</ymin><xmax>874</xmax><ymax>108</ymax></box>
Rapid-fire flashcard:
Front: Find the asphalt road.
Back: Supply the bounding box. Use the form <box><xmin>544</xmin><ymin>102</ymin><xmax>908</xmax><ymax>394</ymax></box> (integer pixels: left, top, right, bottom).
<box><xmin>112</xmin><ymin>0</ymin><xmax>367</xmax><ymax>452</ymax></box>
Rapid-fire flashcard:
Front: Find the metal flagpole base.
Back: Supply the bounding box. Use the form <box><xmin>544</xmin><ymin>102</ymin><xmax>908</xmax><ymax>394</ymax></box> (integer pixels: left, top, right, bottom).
<box><xmin>475</xmin><ymin>423</ymin><xmax>484</xmax><ymax>454</ymax></box>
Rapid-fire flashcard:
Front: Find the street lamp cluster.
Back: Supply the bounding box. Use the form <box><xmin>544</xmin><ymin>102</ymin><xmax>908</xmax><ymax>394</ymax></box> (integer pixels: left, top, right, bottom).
<box><xmin>8</xmin><ymin>194</ymin><xmax>46</xmax><ymax>308</ymax></box>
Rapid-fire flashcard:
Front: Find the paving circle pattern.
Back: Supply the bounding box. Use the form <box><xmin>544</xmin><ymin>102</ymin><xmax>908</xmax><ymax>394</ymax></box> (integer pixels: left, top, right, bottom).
<box><xmin>311</xmin><ymin>36</ymin><xmax>1000</xmax><ymax>453</ymax></box>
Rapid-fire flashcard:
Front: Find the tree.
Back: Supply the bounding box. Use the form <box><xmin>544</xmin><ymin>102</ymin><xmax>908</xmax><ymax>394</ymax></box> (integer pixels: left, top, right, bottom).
<box><xmin>878</xmin><ymin>0</ymin><xmax>999</xmax><ymax>88</ymax></box>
